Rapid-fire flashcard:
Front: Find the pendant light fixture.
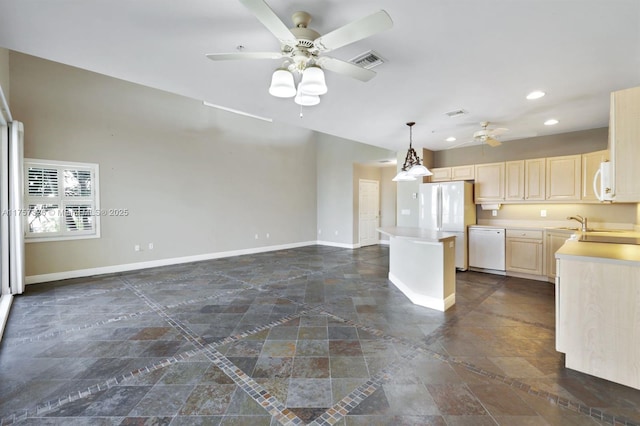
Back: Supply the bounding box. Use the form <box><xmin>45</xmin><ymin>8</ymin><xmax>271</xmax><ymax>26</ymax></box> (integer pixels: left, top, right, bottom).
<box><xmin>392</xmin><ymin>122</ymin><xmax>433</xmax><ymax>182</ymax></box>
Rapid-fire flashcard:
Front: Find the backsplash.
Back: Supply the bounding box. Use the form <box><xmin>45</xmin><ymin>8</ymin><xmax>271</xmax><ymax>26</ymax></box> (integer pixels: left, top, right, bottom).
<box><xmin>476</xmin><ymin>203</ymin><xmax>637</xmax><ymax>229</ymax></box>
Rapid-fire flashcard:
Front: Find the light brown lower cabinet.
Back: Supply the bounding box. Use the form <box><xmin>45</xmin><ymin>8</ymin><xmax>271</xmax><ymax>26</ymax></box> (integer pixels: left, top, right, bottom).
<box><xmin>505</xmin><ymin>229</ymin><xmax>543</xmax><ymax>275</ymax></box>
<box><xmin>545</xmin><ymin>230</ymin><xmax>574</xmax><ymax>279</ymax></box>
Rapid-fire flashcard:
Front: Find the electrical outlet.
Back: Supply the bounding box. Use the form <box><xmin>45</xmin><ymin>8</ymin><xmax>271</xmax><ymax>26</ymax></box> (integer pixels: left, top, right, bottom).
<box><xmin>492</xmin><ymin>210</ymin><xmax>498</xmax><ymax>217</ymax></box>
<box><xmin>266</xmin><ymin>233</ymin><xmax>270</xmax><ymax>239</ymax></box>
<box><xmin>148</xmin><ymin>243</ymin><xmax>154</xmax><ymax>250</ymax></box>
<box><xmin>134</xmin><ymin>244</ymin><xmax>141</xmax><ymax>252</ymax></box>
<box><xmin>318</xmin><ymin>229</ymin><xmax>322</xmax><ymax>235</ymax></box>
<box><xmin>540</xmin><ymin>209</ymin><xmax>547</xmax><ymax>217</ymax></box>
<box><xmin>254</xmin><ymin>234</ymin><xmax>259</xmax><ymax>239</ymax></box>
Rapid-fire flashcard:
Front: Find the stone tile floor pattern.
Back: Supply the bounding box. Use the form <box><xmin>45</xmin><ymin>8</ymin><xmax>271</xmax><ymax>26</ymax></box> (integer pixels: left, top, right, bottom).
<box><xmin>1</xmin><ymin>245</ymin><xmax>639</xmax><ymax>425</ymax></box>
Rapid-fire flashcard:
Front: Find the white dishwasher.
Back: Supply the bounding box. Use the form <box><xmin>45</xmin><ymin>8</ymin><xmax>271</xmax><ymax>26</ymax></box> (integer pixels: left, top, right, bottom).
<box><xmin>468</xmin><ymin>227</ymin><xmax>506</xmax><ymax>273</ymax></box>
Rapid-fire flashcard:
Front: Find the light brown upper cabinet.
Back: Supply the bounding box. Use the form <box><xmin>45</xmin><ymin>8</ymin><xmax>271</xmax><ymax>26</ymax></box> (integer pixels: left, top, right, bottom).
<box><xmin>505</xmin><ymin>160</ymin><xmax>525</xmax><ymax>201</ymax></box>
<box><xmin>581</xmin><ymin>150</ymin><xmax>609</xmax><ymax>201</ymax></box>
<box><xmin>430</xmin><ymin>167</ymin><xmax>452</xmax><ymax>182</ymax></box>
<box><xmin>430</xmin><ymin>165</ymin><xmax>475</xmax><ymax>182</ymax></box>
<box><xmin>525</xmin><ymin>158</ymin><xmax>546</xmax><ymax>201</ymax></box>
<box><xmin>451</xmin><ymin>165</ymin><xmax>475</xmax><ymax>181</ymax></box>
<box><xmin>474</xmin><ymin>162</ymin><xmax>505</xmax><ymax>203</ymax></box>
<box><xmin>545</xmin><ymin>154</ymin><xmax>581</xmax><ymax>201</ymax></box>
<box><xmin>609</xmin><ymin>86</ymin><xmax>640</xmax><ymax>202</ymax></box>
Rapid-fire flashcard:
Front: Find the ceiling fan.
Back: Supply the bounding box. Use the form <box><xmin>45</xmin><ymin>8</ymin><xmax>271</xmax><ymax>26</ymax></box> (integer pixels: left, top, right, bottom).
<box><xmin>473</xmin><ymin>121</ymin><xmax>509</xmax><ymax>147</ymax></box>
<box><xmin>205</xmin><ymin>0</ymin><xmax>393</xmax><ymax>105</ymax></box>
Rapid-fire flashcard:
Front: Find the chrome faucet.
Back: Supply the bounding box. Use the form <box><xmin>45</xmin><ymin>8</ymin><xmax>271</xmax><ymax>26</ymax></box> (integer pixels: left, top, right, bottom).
<box><xmin>567</xmin><ymin>215</ymin><xmax>588</xmax><ymax>232</ymax></box>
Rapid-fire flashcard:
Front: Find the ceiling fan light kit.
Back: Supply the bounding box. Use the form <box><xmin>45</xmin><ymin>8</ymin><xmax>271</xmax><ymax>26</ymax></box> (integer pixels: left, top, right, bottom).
<box><xmin>206</xmin><ymin>0</ymin><xmax>393</xmax><ymax>108</ymax></box>
<box><xmin>393</xmin><ymin>122</ymin><xmax>433</xmax><ymax>182</ymax></box>
<box><xmin>298</xmin><ymin>65</ymin><xmax>327</xmax><ymax>95</ymax></box>
<box><xmin>294</xmin><ymin>86</ymin><xmax>320</xmax><ymax>106</ymax></box>
<box><xmin>268</xmin><ymin>68</ymin><xmax>296</xmax><ymax>97</ymax></box>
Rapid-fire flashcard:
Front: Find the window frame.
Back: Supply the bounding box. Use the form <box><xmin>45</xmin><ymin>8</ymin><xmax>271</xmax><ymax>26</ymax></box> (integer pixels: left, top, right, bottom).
<box><xmin>24</xmin><ymin>158</ymin><xmax>100</xmax><ymax>242</ymax></box>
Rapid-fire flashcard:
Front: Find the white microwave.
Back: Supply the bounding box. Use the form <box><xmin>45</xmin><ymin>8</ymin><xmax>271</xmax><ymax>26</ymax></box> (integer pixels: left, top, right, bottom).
<box><xmin>593</xmin><ymin>161</ymin><xmax>614</xmax><ymax>202</ymax></box>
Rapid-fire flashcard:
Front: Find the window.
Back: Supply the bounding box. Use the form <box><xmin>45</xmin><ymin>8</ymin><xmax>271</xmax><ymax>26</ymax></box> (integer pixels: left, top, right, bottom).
<box><xmin>24</xmin><ymin>159</ymin><xmax>100</xmax><ymax>241</ymax></box>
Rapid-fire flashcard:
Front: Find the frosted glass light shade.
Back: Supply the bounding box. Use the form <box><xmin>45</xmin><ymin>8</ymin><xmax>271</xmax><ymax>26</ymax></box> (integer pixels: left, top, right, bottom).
<box><xmin>298</xmin><ymin>66</ymin><xmax>327</xmax><ymax>95</ymax></box>
<box><xmin>268</xmin><ymin>69</ymin><xmax>296</xmax><ymax>98</ymax></box>
<box><xmin>294</xmin><ymin>87</ymin><xmax>320</xmax><ymax>106</ymax></box>
<box><xmin>392</xmin><ymin>171</ymin><xmax>417</xmax><ymax>182</ymax></box>
<box><xmin>408</xmin><ymin>164</ymin><xmax>433</xmax><ymax>177</ymax></box>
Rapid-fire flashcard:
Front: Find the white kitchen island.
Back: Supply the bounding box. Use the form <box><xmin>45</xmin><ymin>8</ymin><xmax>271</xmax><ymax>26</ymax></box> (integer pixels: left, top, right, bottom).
<box><xmin>378</xmin><ymin>227</ymin><xmax>457</xmax><ymax>311</ymax></box>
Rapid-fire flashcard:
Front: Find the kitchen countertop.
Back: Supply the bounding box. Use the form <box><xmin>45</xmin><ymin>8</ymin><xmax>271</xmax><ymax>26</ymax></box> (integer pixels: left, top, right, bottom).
<box><xmin>377</xmin><ymin>227</ymin><xmax>456</xmax><ymax>243</ymax></box>
<box><xmin>556</xmin><ymin>238</ymin><xmax>640</xmax><ymax>265</ymax></box>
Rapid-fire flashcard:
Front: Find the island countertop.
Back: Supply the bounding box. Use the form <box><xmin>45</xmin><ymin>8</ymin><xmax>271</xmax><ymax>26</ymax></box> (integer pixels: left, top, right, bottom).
<box><xmin>555</xmin><ymin>238</ymin><xmax>640</xmax><ymax>265</ymax></box>
<box><xmin>377</xmin><ymin>227</ymin><xmax>456</xmax><ymax>243</ymax></box>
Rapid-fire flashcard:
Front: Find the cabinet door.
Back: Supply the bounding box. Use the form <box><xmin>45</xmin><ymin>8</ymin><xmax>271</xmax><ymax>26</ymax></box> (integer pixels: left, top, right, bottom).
<box><xmin>525</xmin><ymin>158</ymin><xmax>546</xmax><ymax>201</ymax></box>
<box><xmin>545</xmin><ymin>231</ymin><xmax>571</xmax><ymax>278</ymax></box>
<box><xmin>610</xmin><ymin>86</ymin><xmax>640</xmax><ymax>202</ymax></box>
<box><xmin>505</xmin><ymin>160</ymin><xmax>524</xmax><ymax>201</ymax></box>
<box><xmin>451</xmin><ymin>165</ymin><xmax>474</xmax><ymax>181</ymax></box>
<box><xmin>506</xmin><ymin>238</ymin><xmax>543</xmax><ymax>275</ymax></box>
<box><xmin>430</xmin><ymin>167</ymin><xmax>451</xmax><ymax>182</ymax></box>
<box><xmin>581</xmin><ymin>150</ymin><xmax>609</xmax><ymax>201</ymax></box>
<box><xmin>546</xmin><ymin>155</ymin><xmax>581</xmax><ymax>201</ymax></box>
<box><xmin>474</xmin><ymin>162</ymin><xmax>505</xmax><ymax>203</ymax></box>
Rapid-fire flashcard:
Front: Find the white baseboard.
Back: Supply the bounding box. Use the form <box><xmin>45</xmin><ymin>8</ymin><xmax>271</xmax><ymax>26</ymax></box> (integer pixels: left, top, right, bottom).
<box><xmin>388</xmin><ymin>272</ymin><xmax>455</xmax><ymax>312</ymax></box>
<box><xmin>25</xmin><ymin>239</ymin><xmax>388</xmax><ymax>285</ymax></box>
<box><xmin>26</xmin><ymin>241</ymin><xmax>320</xmax><ymax>285</ymax></box>
<box><xmin>316</xmin><ymin>240</ymin><xmax>360</xmax><ymax>249</ymax></box>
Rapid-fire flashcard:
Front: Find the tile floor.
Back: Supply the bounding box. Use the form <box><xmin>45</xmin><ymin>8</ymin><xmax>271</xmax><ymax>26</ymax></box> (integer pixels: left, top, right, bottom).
<box><xmin>0</xmin><ymin>245</ymin><xmax>639</xmax><ymax>425</ymax></box>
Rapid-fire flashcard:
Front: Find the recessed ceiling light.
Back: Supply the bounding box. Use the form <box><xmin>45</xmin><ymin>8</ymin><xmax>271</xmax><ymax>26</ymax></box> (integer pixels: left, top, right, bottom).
<box><xmin>446</xmin><ymin>137</ymin><xmax>457</xmax><ymax>142</ymax></box>
<box><xmin>544</xmin><ymin>119</ymin><xmax>559</xmax><ymax>126</ymax></box>
<box><xmin>526</xmin><ymin>90</ymin><xmax>546</xmax><ymax>100</ymax></box>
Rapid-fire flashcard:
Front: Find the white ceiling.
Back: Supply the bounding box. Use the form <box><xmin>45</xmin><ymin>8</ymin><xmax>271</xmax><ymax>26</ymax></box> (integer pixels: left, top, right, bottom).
<box><xmin>1</xmin><ymin>0</ymin><xmax>639</xmax><ymax>153</ymax></box>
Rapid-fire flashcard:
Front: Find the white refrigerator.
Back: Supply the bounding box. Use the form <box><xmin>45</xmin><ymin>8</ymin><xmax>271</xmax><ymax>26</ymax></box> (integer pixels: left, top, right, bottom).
<box><xmin>418</xmin><ymin>181</ymin><xmax>476</xmax><ymax>270</ymax></box>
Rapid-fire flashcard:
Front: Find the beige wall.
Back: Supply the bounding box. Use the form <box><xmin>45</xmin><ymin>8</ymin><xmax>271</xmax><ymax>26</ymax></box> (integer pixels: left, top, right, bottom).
<box><xmin>316</xmin><ymin>133</ymin><xmax>395</xmax><ymax>246</ymax></box>
<box><xmin>0</xmin><ymin>48</ymin><xmax>8</xmax><ymax>104</ymax></box>
<box><xmin>11</xmin><ymin>52</ymin><xmax>319</xmax><ymax>277</ymax></box>
<box><xmin>435</xmin><ymin>127</ymin><xmax>608</xmax><ymax>167</ymax></box>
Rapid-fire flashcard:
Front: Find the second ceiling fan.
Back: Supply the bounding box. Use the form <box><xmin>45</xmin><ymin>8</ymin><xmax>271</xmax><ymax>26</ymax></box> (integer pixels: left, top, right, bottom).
<box><xmin>473</xmin><ymin>122</ymin><xmax>509</xmax><ymax>147</ymax></box>
<box><xmin>206</xmin><ymin>0</ymin><xmax>393</xmax><ymax>105</ymax></box>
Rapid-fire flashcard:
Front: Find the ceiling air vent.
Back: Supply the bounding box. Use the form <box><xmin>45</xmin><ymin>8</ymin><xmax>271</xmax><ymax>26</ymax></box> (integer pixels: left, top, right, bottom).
<box><xmin>349</xmin><ymin>50</ymin><xmax>385</xmax><ymax>69</ymax></box>
<box><xmin>444</xmin><ymin>109</ymin><xmax>468</xmax><ymax>118</ymax></box>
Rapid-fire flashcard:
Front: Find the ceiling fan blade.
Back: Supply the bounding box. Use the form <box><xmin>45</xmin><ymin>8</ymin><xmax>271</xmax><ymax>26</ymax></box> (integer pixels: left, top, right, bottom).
<box><xmin>485</xmin><ymin>137</ymin><xmax>502</xmax><ymax>147</ymax></box>
<box><xmin>317</xmin><ymin>57</ymin><xmax>376</xmax><ymax>82</ymax></box>
<box><xmin>206</xmin><ymin>52</ymin><xmax>284</xmax><ymax>61</ymax></box>
<box><xmin>489</xmin><ymin>127</ymin><xmax>509</xmax><ymax>136</ymax></box>
<box><xmin>314</xmin><ymin>10</ymin><xmax>393</xmax><ymax>52</ymax></box>
<box><xmin>239</xmin><ymin>0</ymin><xmax>298</xmax><ymax>46</ymax></box>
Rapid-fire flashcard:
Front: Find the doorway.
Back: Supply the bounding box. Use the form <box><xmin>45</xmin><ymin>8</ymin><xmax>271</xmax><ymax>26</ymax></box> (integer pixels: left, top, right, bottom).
<box><xmin>358</xmin><ymin>179</ymin><xmax>379</xmax><ymax>247</ymax></box>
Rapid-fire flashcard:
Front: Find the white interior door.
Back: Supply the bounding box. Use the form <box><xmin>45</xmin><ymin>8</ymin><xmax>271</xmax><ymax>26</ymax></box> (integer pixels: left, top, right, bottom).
<box><xmin>359</xmin><ymin>179</ymin><xmax>380</xmax><ymax>247</ymax></box>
